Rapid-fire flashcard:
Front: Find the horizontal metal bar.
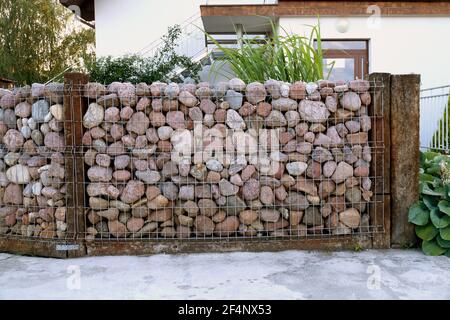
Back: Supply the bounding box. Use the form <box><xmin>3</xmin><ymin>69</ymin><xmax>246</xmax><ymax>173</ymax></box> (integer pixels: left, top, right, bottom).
<box><xmin>420</xmin><ymin>85</ymin><xmax>450</xmax><ymax>92</ymax></box>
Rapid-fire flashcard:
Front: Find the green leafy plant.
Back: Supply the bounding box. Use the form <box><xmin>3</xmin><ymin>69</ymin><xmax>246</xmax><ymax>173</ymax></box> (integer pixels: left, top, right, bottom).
<box><xmin>206</xmin><ymin>19</ymin><xmax>333</xmax><ymax>83</ymax></box>
<box><xmin>88</xmin><ymin>25</ymin><xmax>201</xmax><ymax>84</ymax></box>
<box><xmin>353</xmin><ymin>243</ymin><xmax>363</xmax><ymax>252</ymax></box>
<box><xmin>408</xmin><ymin>151</ymin><xmax>450</xmax><ymax>257</ymax></box>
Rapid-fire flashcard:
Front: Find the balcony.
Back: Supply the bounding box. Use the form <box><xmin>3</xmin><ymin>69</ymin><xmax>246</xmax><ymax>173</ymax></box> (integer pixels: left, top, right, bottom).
<box><xmin>201</xmin><ymin>0</ymin><xmax>278</xmax><ymax>34</ymax></box>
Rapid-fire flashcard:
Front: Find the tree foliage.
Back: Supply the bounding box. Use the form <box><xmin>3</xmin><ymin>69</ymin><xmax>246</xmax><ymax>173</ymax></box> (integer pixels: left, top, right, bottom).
<box><xmin>88</xmin><ymin>25</ymin><xmax>201</xmax><ymax>84</ymax></box>
<box><xmin>0</xmin><ymin>0</ymin><xmax>95</xmax><ymax>85</ymax></box>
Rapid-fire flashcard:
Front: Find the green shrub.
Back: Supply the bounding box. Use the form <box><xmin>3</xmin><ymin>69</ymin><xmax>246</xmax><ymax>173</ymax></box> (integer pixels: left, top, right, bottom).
<box><xmin>408</xmin><ymin>151</ymin><xmax>450</xmax><ymax>257</ymax></box>
<box><xmin>88</xmin><ymin>25</ymin><xmax>201</xmax><ymax>84</ymax></box>
<box><xmin>207</xmin><ymin>20</ymin><xmax>333</xmax><ymax>83</ymax></box>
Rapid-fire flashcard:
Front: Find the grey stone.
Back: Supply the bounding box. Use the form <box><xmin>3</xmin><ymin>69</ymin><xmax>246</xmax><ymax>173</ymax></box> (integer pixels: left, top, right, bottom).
<box><xmin>224</xmin><ymin>90</ymin><xmax>243</xmax><ymax>110</ymax></box>
<box><xmin>299</xmin><ymin>100</ymin><xmax>330</xmax><ymax>123</ymax></box>
<box><xmin>32</xmin><ymin>100</ymin><xmax>50</xmax><ymax>122</ymax></box>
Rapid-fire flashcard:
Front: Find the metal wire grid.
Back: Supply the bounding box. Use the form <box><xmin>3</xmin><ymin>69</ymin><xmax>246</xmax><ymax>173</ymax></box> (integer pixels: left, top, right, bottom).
<box><xmin>420</xmin><ymin>85</ymin><xmax>450</xmax><ymax>152</ymax></box>
<box><xmin>0</xmin><ymin>89</ymin><xmax>76</xmax><ymax>241</ymax></box>
<box><xmin>0</xmin><ymin>81</ymin><xmax>385</xmax><ymax>242</ymax></box>
<box><xmin>70</xmin><ymin>80</ymin><xmax>385</xmax><ymax>241</ymax></box>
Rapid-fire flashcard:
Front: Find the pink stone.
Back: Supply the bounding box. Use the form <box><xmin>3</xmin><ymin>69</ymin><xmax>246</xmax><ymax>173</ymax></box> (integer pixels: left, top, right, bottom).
<box><xmin>104</xmin><ymin>107</ymin><xmax>120</xmax><ymax>122</ymax></box>
<box><xmin>120</xmin><ymin>180</ymin><xmax>145</xmax><ymax>204</ymax></box>
<box><xmin>166</xmin><ymin>111</ymin><xmax>185</xmax><ymax>129</ymax></box>
<box><xmin>120</xmin><ymin>106</ymin><xmax>134</xmax><ymax>120</ymax></box>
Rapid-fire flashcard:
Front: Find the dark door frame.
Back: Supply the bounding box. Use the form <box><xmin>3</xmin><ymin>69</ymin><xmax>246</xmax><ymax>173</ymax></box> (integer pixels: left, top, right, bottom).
<box><xmin>320</xmin><ymin>39</ymin><xmax>370</xmax><ymax>80</ymax></box>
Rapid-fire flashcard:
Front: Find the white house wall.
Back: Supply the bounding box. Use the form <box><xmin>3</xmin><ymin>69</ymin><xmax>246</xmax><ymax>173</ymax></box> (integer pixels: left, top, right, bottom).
<box><xmin>95</xmin><ymin>0</ymin><xmax>203</xmax><ymax>57</ymax></box>
<box><xmin>280</xmin><ymin>16</ymin><xmax>450</xmax><ymax>89</ymax></box>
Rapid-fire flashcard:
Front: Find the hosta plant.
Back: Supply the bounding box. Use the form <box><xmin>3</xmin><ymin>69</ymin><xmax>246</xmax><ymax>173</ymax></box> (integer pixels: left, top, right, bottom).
<box><xmin>408</xmin><ymin>151</ymin><xmax>450</xmax><ymax>257</ymax></box>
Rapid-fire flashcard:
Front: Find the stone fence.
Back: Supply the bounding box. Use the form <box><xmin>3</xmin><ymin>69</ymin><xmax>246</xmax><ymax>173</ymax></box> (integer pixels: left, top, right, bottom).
<box><xmin>0</xmin><ymin>73</ymin><xmax>420</xmax><ymax>257</ymax></box>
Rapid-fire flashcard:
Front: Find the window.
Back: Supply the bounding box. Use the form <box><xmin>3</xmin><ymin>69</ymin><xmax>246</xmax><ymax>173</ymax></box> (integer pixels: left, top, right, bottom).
<box><xmin>315</xmin><ymin>40</ymin><xmax>369</xmax><ymax>81</ymax></box>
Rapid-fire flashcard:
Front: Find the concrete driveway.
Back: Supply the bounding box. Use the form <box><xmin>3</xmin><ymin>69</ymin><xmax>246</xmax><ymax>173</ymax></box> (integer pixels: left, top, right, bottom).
<box><xmin>0</xmin><ymin>249</ymin><xmax>449</xmax><ymax>299</ymax></box>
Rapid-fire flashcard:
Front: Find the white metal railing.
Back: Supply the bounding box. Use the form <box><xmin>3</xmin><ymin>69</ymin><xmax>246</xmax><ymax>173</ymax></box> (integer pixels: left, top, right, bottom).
<box><xmin>136</xmin><ymin>13</ymin><xmax>204</xmax><ymax>58</ymax></box>
<box><xmin>136</xmin><ymin>0</ymin><xmax>278</xmax><ymax>58</ymax></box>
<box><xmin>420</xmin><ymin>85</ymin><xmax>450</xmax><ymax>151</ymax></box>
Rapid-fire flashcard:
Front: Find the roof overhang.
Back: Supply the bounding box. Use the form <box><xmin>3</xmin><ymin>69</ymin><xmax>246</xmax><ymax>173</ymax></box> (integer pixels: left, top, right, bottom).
<box><xmin>202</xmin><ymin>16</ymin><xmax>278</xmax><ymax>34</ymax></box>
<box><xmin>59</xmin><ymin>0</ymin><xmax>95</xmax><ymax>22</ymax></box>
<box><xmin>201</xmin><ymin>5</ymin><xmax>278</xmax><ymax>34</ymax></box>
<box><xmin>0</xmin><ymin>77</ymin><xmax>14</xmax><ymax>84</ymax></box>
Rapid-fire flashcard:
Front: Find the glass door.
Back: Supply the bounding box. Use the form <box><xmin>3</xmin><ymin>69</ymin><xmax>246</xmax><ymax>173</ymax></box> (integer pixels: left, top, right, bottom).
<box><xmin>316</xmin><ymin>40</ymin><xmax>369</xmax><ymax>81</ymax></box>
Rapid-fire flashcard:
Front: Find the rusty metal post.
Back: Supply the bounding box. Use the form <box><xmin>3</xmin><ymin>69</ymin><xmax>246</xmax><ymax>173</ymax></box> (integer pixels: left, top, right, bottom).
<box><xmin>368</xmin><ymin>73</ymin><xmax>392</xmax><ymax>249</ymax></box>
<box><xmin>63</xmin><ymin>73</ymin><xmax>89</xmax><ymax>248</ymax></box>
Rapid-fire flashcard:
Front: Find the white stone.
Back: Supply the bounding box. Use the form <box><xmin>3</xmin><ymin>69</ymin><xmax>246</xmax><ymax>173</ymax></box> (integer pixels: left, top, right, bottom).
<box><xmin>83</xmin><ymin>103</ymin><xmax>104</xmax><ymax>129</ymax></box>
<box><xmin>28</xmin><ymin>118</ymin><xmax>37</xmax><ymax>130</ymax></box>
<box><xmin>6</xmin><ymin>164</ymin><xmax>31</xmax><ymax>184</ymax></box>
<box><xmin>32</xmin><ymin>181</ymin><xmax>43</xmax><ymax>196</ymax></box>
<box><xmin>306</xmin><ymin>82</ymin><xmax>318</xmax><ymax>95</ymax></box>
<box><xmin>226</xmin><ymin>109</ymin><xmax>246</xmax><ymax>130</ymax></box>
<box><xmin>228</xmin><ymin>78</ymin><xmax>246</xmax><ymax>91</ymax></box>
<box><xmin>44</xmin><ymin>112</ymin><xmax>52</xmax><ymax>123</ymax></box>
<box><xmin>157</xmin><ymin>126</ymin><xmax>174</xmax><ymax>140</ymax></box>
<box><xmin>50</xmin><ymin>104</ymin><xmax>64</xmax><ymax>121</ymax></box>
<box><xmin>21</xmin><ymin>126</ymin><xmax>32</xmax><ymax>139</ymax></box>
<box><xmin>280</xmin><ymin>83</ymin><xmax>290</xmax><ymax>97</ymax></box>
<box><xmin>206</xmin><ymin>159</ymin><xmax>223</xmax><ymax>172</ymax></box>
<box><xmin>286</xmin><ymin>162</ymin><xmax>308</xmax><ymax>176</ymax></box>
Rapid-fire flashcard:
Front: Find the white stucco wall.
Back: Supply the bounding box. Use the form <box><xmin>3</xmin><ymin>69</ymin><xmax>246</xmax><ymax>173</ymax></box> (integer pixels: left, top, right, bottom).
<box><xmin>280</xmin><ymin>16</ymin><xmax>450</xmax><ymax>89</ymax></box>
<box><xmin>95</xmin><ymin>0</ymin><xmax>203</xmax><ymax>57</ymax></box>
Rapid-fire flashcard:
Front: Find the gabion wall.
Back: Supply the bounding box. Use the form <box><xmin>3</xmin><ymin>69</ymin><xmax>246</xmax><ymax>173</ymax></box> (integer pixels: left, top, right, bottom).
<box><xmin>81</xmin><ymin>78</ymin><xmax>375</xmax><ymax>240</ymax></box>
<box><xmin>0</xmin><ymin>84</ymin><xmax>68</xmax><ymax>239</ymax></box>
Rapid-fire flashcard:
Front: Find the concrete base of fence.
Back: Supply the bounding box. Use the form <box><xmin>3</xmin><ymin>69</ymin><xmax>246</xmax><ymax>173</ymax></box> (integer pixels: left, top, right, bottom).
<box><xmin>0</xmin><ymin>238</ymin><xmax>67</xmax><ymax>258</ymax></box>
<box><xmin>1</xmin><ymin>235</ymin><xmax>375</xmax><ymax>258</ymax></box>
<box><xmin>85</xmin><ymin>236</ymin><xmax>373</xmax><ymax>256</ymax></box>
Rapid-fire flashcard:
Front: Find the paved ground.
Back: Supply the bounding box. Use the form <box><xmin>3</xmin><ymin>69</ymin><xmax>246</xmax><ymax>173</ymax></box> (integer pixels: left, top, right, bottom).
<box><xmin>0</xmin><ymin>249</ymin><xmax>449</xmax><ymax>300</ymax></box>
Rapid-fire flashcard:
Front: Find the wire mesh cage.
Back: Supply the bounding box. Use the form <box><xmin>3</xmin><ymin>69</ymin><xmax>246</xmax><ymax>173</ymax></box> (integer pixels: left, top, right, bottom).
<box><xmin>0</xmin><ymin>83</ymin><xmax>76</xmax><ymax>240</ymax></box>
<box><xmin>73</xmin><ymin>79</ymin><xmax>385</xmax><ymax>241</ymax></box>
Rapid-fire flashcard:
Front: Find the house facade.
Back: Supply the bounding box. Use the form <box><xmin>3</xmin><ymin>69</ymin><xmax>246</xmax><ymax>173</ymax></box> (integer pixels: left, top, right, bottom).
<box><xmin>60</xmin><ymin>0</ymin><xmax>450</xmax><ymax>89</ymax></box>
